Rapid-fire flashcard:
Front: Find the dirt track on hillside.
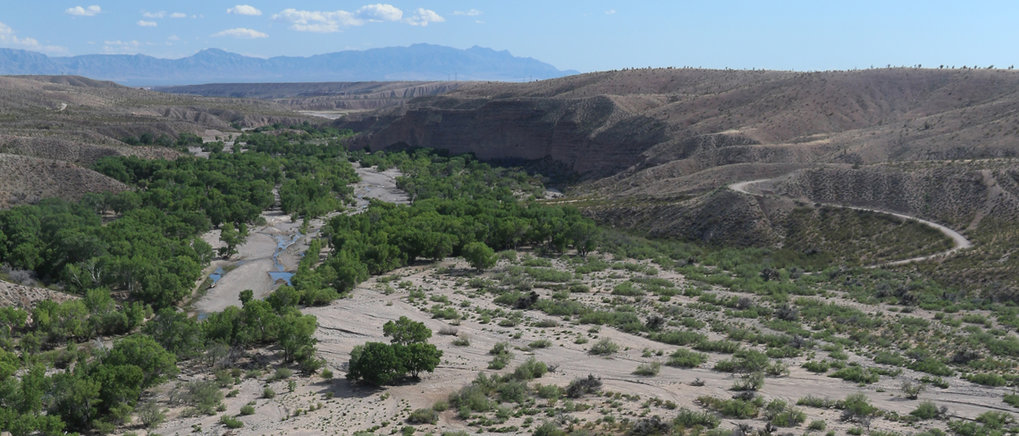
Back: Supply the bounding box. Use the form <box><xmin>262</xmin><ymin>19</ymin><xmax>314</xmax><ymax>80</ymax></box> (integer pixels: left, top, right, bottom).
<box><xmin>730</xmin><ymin>177</ymin><xmax>972</xmax><ymax>266</ymax></box>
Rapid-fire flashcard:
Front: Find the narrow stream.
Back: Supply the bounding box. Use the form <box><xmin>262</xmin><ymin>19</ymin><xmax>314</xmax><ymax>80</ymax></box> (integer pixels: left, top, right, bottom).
<box><xmin>267</xmin><ymin>233</ymin><xmax>301</xmax><ymax>285</ymax></box>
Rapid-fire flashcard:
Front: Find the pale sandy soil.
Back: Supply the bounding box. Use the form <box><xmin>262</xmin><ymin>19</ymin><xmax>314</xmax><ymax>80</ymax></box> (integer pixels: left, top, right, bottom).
<box><xmin>150</xmin><ymin>169</ymin><xmax>1014</xmax><ymax>436</ymax></box>
<box><xmin>192</xmin><ymin>211</ymin><xmax>302</xmax><ymax>314</ymax></box>
<box><xmin>154</xmin><ymin>254</ymin><xmax>1015</xmax><ymax>435</ymax></box>
<box><xmin>353</xmin><ymin>165</ymin><xmax>410</xmax><ymax>210</ymax></box>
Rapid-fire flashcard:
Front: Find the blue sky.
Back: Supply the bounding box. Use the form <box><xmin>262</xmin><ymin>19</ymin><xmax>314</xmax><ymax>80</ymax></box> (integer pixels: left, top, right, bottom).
<box><xmin>1</xmin><ymin>1</ymin><xmax>1017</xmax><ymax>72</ymax></box>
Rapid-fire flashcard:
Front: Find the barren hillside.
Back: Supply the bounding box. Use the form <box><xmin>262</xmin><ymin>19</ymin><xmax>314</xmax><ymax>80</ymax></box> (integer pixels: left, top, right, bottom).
<box><xmin>156</xmin><ymin>81</ymin><xmax>463</xmax><ymax>111</ymax></box>
<box><xmin>0</xmin><ymin>75</ymin><xmax>312</xmax><ymax>207</ymax></box>
<box><xmin>339</xmin><ymin>68</ymin><xmax>1019</xmax><ymax>177</ymax></box>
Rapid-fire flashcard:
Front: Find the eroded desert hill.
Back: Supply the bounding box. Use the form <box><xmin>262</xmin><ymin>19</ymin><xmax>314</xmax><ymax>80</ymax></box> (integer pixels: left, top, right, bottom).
<box><xmin>0</xmin><ymin>75</ymin><xmax>311</xmax><ymax>206</ymax></box>
<box><xmin>340</xmin><ymin>68</ymin><xmax>1019</xmax><ymax>180</ymax></box>
<box><xmin>335</xmin><ymin>68</ymin><xmax>1019</xmax><ymax>298</ymax></box>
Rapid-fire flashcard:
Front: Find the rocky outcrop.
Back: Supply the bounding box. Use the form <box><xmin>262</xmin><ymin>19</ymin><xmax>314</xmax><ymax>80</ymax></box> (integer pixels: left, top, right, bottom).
<box><xmin>341</xmin><ymin>95</ymin><xmax>670</xmax><ymax>178</ymax></box>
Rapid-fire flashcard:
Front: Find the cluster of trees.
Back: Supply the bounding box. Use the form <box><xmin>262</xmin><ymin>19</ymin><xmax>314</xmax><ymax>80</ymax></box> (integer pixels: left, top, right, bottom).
<box><xmin>0</xmin><ymin>197</ymin><xmax>213</xmax><ymax>308</ymax></box>
<box><xmin>347</xmin><ymin>317</ymin><xmax>442</xmax><ymax>385</ymax></box>
<box><xmin>239</xmin><ymin>131</ymin><xmax>357</xmax><ymax>219</ymax></box>
<box><xmin>120</xmin><ymin>132</ymin><xmax>203</xmax><ymax>148</ymax></box>
<box><xmin>0</xmin><ymin>283</ymin><xmax>319</xmax><ymax>434</ymax></box>
<box><xmin>289</xmin><ymin>149</ymin><xmax>599</xmax><ymax>302</ymax></box>
<box><xmin>0</xmin><ymin>333</ymin><xmax>177</xmax><ymax>434</ymax></box>
<box><xmin>352</xmin><ymin>148</ymin><xmax>544</xmax><ymax>202</ymax></box>
<box><xmin>148</xmin><ymin>288</ymin><xmax>321</xmax><ymax>371</ymax></box>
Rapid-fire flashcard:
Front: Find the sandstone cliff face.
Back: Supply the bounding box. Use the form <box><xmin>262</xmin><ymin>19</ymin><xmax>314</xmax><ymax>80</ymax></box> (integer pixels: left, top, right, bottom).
<box><xmin>345</xmin><ymin>96</ymin><xmax>670</xmax><ymax>178</ymax></box>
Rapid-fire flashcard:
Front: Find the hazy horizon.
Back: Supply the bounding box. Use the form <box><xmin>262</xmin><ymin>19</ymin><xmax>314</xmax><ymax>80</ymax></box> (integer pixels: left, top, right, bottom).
<box><xmin>2</xmin><ymin>0</ymin><xmax>1018</xmax><ymax>73</ymax></box>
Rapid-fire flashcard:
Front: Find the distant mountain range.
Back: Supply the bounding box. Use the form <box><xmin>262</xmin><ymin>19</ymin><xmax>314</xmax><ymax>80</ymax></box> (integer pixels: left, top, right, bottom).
<box><xmin>0</xmin><ymin>44</ymin><xmax>578</xmax><ymax>86</ymax></box>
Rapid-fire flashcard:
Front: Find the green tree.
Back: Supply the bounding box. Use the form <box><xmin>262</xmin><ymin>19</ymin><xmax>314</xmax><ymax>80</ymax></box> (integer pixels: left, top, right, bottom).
<box><xmin>396</xmin><ymin>343</ymin><xmax>442</xmax><ymax>378</ymax></box>
<box><xmin>461</xmin><ymin>241</ymin><xmax>497</xmax><ymax>271</ymax></box>
<box><xmin>383</xmin><ymin>316</ymin><xmax>432</xmax><ymax>345</ymax></box>
<box><xmin>103</xmin><ymin>334</ymin><xmax>177</xmax><ymax>388</ymax></box>
<box><xmin>347</xmin><ymin>342</ymin><xmax>403</xmax><ymax>385</ymax></box>
<box><xmin>143</xmin><ymin>308</ymin><xmax>204</xmax><ymax>359</ymax></box>
<box><xmin>278</xmin><ymin>311</ymin><xmax>317</xmax><ymax>363</ymax></box>
<box><xmin>218</xmin><ymin>222</ymin><xmax>247</xmax><ymax>258</ymax></box>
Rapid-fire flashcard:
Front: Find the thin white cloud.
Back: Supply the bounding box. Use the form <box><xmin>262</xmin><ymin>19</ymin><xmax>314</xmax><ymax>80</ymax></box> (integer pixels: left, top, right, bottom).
<box><xmin>605</xmin><ymin>9</ymin><xmax>617</xmax><ymax>15</ymax></box>
<box><xmin>168</xmin><ymin>35</ymin><xmax>181</xmax><ymax>41</ymax></box>
<box><xmin>0</xmin><ymin>21</ymin><xmax>67</xmax><ymax>53</ymax></box>
<box><xmin>65</xmin><ymin>5</ymin><xmax>101</xmax><ymax>17</ymax></box>
<box><xmin>405</xmin><ymin>8</ymin><xmax>444</xmax><ymax>26</ymax></box>
<box><xmin>212</xmin><ymin>27</ymin><xmax>268</xmax><ymax>39</ymax></box>
<box><xmin>137</xmin><ymin>20</ymin><xmax>158</xmax><ymax>27</ymax></box>
<box><xmin>273</xmin><ymin>4</ymin><xmax>417</xmax><ymax>32</ymax></box>
<box><xmin>227</xmin><ymin>5</ymin><xmax>262</xmax><ymax>16</ymax></box>
<box><xmin>103</xmin><ymin>39</ymin><xmax>140</xmax><ymax>54</ymax></box>
<box><xmin>453</xmin><ymin>9</ymin><xmax>482</xmax><ymax>16</ymax></box>
<box><xmin>357</xmin><ymin>4</ymin><xmax>402</xmax><ymax>22</ymax></box>
<box><xmin>142</xmin><ymin>11</ymin><xmax>165</xmax><ymax>18</ymax></box>
<box><xmin>273</xmin><ymin>8</ymin><xmax>361</xmax><ymax>32</ymax></box>
<box><xmin>170</xmin><ymin>12</ymin><xmax>188</xmax><ymax>19</ymax></box>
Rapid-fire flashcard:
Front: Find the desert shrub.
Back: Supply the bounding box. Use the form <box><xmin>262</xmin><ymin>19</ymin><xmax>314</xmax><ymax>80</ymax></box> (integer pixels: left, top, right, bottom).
<box><xmin>802</xmin><ymin>360</ymin><xmax>830</xmax><ymax>373</ymax></box>
<box><xmin>239</xmin><ymin>404</ymin><xmax>255</xmax><ymax>415</ymax></box>
<box><xmin>901</xmin><ymin>380</ymin><xmax>924</xmax><ymax>399</ymax></box>
<box><xmin>839</xmin><ymin>393</ymin><xmax>877</xmax><ymax>423</ymax></box>
<box><xmin>910</xmin><ymin>401</ymin><xmax>941</xmax><ymax>420</ymax></box>
<box><xmin>407</xmin><ymin>408</ymin><xmax>439</xmax><ymax>425</ymax></box>
<box><xmin>612</xmin><ymin>281</ymin><xmax>643</xmax><ymax>296</ymax></box>
<box><xmin>673</xmin><ymin>408</ymin><xmax>719</xmax><ymax>429</ymax></box>
<box><xmin>497</xmin><ymin>380</ymin><xmax>529</xmax><ymax>404</ymax></box>
<box><xmin>219</xmin><ymin>415</ymin><xmax>243</xmax><ymax>428</ymax></box>
<box><xmin>649</xmin><ymin>330</ymin><xmax>706</xmax><ymax>346</ymax></box>
<box><xmin>536</xmin><ymin>384</ymin><xmax>562</xmax><ymax>399</ymax></box>
<box><xmin>910</xmin><ymin>358</ymin><xmax>954</xmax><ymax>376</ymax></box>
<box><xmin>566</xmin><ymin>374</ymin><xmax>602</xmax><ymax>398</ymax></box>
<box><xmin>693</xmin><ymin>340</ymin><xmax>741</xmax><ymax>354</ymax></box>
<box><xmin>262</xmin><ymin>387</ymin><xmax>276</xmax><ymax>399</ymax></box>
<box><xmin>731</xmin><ymin>372</ymin><xmax>764</xmax><ymax>391</ymax></box>
<box><xmin>964</xmin><ymin>372</ymin><xmax>1007</xmax><ymax>387</ymax></box>
<box><xmin>488</xmin><ymin>342</ymin><xmax>513</xmax><ymax>369</ymax></box>
<box><xmin>633</xmin><ymin>361</ymin><xmax>661</xmax><ymax>376</ymax></box>
<box><xmin>629</xmin><ymin>415</ymin><xmax>671</xmax><ymax>435</ymax></box>
<box><xmin>666</xmin><ymin>348</ymin><xmax>707</xmax><ymax>368</ymax></box>
<box><xmin>873</xmin><ymin>351</ymin><xmax>907</xmax><ymax>366</ymax></box>
<box><xmin>830</xmin><ymin>365</ymin><xmax>880</xmax><ymax>384</ymax></box>
<box><xmin>528</xmin><ymin>339</ymin><xmax>552</xmax><ymax>349</ymax></box>
<box><xmin>714</xmin><ymin>349</ymin><xmax>769</xmax><ymax>373</ymax></box>
<box><xmin>1005</xmin><ymin>394</ymin><xmax>1019</xmax><ymax>408</ymax></box>
<box><xmin>765</xmin><ymin>400</ymin><xmax>806</xmax><ymax>427</ymax></box>
<box><xmin>696</xmin><ymin>395</ymin><xmax>760</xmax><ymax>418</ymax></box>
<box><xmin>589</xmin><ymin>338</ymin><xmax>619</xmax><ymax>355</ymax></box>
<box><xmin>524</xmin><ymin>267</ymin><xmax>572</xmax><ymax>283</ymax></box>
<box><xmin>532</xmin><ymin>421</ymin><xmax>566</xmax><ymax>436</ymax></box>
<box><xmin>170</xmin><ymin>381</ymin><xmax>223</xmax><ymax>416</ymax></box>
<box><xmin>512</xmin><ymin>358</ymin><xmax>548</xmax><ymax>380</ymax></box>
<box><xmin>797</xmin><ymin>395</ymin><xmax>835</xmax><ymax>409</ymax></box>
<box><xmin>136</xmin><ymin>401</ymin><xmax>166</xmax><ymax>429</ymax></box>
<box><xmin>449</xmin><ymin>384</ymin><xmax>492</xmax><ymax>413</ymax></box>
<box><xmin>917</xmin><ymin>375</ymin><xmax>948</xmax><ymax>389</ymax></box>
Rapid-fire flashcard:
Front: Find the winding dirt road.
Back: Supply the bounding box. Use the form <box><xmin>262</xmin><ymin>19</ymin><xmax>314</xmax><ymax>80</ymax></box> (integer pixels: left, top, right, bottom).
<box><xmin>729</xmin><ymin>178</ymin><xmax>972</xmax><ymax>266</ymax></box>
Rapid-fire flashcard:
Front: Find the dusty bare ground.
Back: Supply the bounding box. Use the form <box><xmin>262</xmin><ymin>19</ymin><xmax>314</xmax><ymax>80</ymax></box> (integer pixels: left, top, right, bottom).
<box><xmin>154</xmin><ymin>252</ymin><xmax>1016</xmax><ymax>435</ymax></box>
<box><xmin>0</xmin><ymin>279</ymin><xmax>76</xmax><ymax>310</ymax></box>
<box><xmin>353</xmin><ymin>165</ymin><xmax>411</xmax><ymax>209</ymax></box>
